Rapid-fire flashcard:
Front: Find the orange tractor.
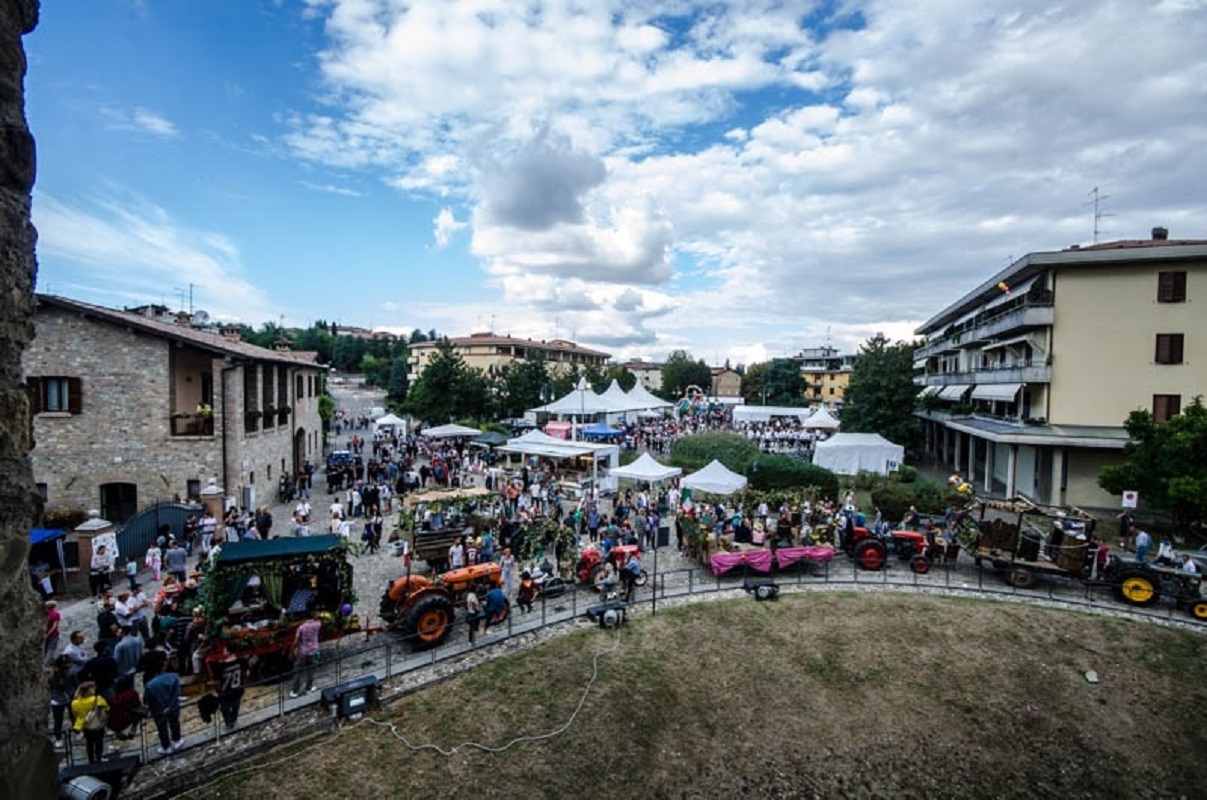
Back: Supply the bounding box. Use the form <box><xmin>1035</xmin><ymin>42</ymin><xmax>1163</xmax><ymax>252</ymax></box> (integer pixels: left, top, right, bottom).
<box><xmin>378</xmin><ymin>562</ymin><xmax>509</xmax><ymax>648</ymax></box>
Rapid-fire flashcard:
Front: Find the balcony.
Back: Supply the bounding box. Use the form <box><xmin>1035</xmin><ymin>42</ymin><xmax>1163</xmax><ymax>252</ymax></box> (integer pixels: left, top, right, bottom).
<box><xmin>918</xmin><ymin>360</ymin><xmax>1051</xmax><ymax>386</ymax></box>
<box><xmin>170</xmin><ymin>413</ymin><xmax>214</xmax><ymax>437</ymax></box>
<box><xmin>972</xmin><ymin>303</ymin><xmax>1053</xmax><ymax>340</ymax></box>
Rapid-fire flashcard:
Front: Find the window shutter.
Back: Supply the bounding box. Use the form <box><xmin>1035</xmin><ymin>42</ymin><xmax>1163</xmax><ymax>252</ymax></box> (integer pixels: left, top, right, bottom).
<box><xmin>26</xmin><ymin>377</ymin><xmax>42</xmax><ymax>414</ymax></box>
<box><xmin>67</xmin><ymin>377</ymin><xmax>83</xmax><ymax>414</ymax></box>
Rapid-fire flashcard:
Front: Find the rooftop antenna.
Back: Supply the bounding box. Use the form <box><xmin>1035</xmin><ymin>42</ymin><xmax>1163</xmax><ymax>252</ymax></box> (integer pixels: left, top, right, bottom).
<box><xmin>1087</xmin><ymin>186</ymin><xmax>1114</xmax><ymax>243</ymax></box>
<box><xmin>173</xmin><ymin>283</ymin><xmax>196</xmax><ymax>314</ymax></box>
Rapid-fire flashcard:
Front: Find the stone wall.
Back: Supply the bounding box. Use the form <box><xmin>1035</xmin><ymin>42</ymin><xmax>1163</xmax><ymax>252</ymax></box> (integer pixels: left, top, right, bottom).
<box><xmin>0</xmin><ymin>0</ymin><xmax>56</xmax><ymax>795</ymax></box>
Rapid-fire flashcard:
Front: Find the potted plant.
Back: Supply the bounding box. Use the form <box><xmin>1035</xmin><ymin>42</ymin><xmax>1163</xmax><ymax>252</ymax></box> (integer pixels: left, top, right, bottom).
<box><xmin>196</xmin><ymin>403</ymin><xmax>213</xmax><ymax>419</ymax></box>
<box><xmin>277</xmin><ymin>406</ymin><xmax>291</xmax><ymax>423</ymax></box>
<box><xmin>245</xmin><ymin>409</ymin><xmax>263</xmax><ymax>424</ymax></box>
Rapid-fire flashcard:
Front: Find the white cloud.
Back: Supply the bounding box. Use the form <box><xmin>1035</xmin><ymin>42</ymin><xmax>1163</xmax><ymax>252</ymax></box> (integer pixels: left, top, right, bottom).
<box><xmin>100</xmin><ymin>106</ymin><xmax>178</xmax><ymax>138</ymax></box>
<box><xmin>432</xmin><ymin>207</ymin><xmax>466</xmax><ymax>248</ymax></box>
<box><xmin>298</xmin><ymin>180</ymin><xmax>362</xmax><ymax>197</ymax></box>
<box><xmin>283</xmin><ymin>0</ymin><xmax>1207</xmax><ymax>365</ymax></box>
<box><xmin>34</xmin><ymin>192</ymin><xmax>280</xmax><ymax>325</ymax></box>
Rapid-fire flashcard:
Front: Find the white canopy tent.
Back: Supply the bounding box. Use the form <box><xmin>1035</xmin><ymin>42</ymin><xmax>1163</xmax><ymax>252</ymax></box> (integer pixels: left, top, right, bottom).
<box><xmin>608</xmin><ymin>452</ymin><xmax>682</xmax><ymax>484</ymax></box>
<box><xmin>681</xmin><ymin>459</ymin><xmax>748</xmax><ymax>495</ymax></box>
<box><xmin>498</xmin><ymin>429</ymin><xmax>620</xmax><ymax>495</ymax></box>
<box><xmin>373</xmin><ymin>412</ymin><xmax>407</xmax><ymax>433</ymax></box>
<box><xmin>803</xmin><ymin>406</ymin><xmax>841</xmax><ymax>430</ymax></box>
<box><xmin>624</xmin><ymin>382</ymin><xmax>674</xmax><ymax>410</ymax></box>
<box><xmin>811</xmin><ymin>433</ymin><xmax>904</xmax><ymax>476</ymax></box>
<box><xmin>533</xmin><ymin>377</ymin><xmax>611</xmax><ymax>415</ymax></box>
<box><xmin>598</xmin><ymin>380</ymin><xmax>635</xmax><ymax>412</ymax></box>
<box><xmin>421</xmin><ymin>423</ymin><xmax>482</xmax><ymax>438</ymax></box>
<box><xmin>732</xmin><ymin>405</ymin><xmax>814</xmax><ymax>424</ymax></box>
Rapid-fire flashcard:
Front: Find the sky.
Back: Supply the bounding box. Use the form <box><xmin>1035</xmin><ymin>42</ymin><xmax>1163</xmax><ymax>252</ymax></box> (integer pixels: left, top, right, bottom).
<box><xmin>25</xmin><ymin>0</ymin><xmax>1207</xmax><ymax>367</ymax></box>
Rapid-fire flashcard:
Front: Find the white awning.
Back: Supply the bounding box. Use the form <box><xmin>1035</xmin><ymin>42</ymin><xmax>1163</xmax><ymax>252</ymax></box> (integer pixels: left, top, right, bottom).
<box><xmin>971</xmin><ymin>383</ymin><xmax>1023</xmax><ymax>402</ymax></box>
<box><xmin>938</xmin><ymin>385</ymin><xmax>971</xmax><ymax>401</ymax></box>
<box><xmin>984</xmin><ymin>275</ymin><xmax>1038</xmax><ymax>311</ymax></box>
<box><xmin>913</xmin><ymin>358</ymin><xmax>927</xmax><ymax>369</ymax></box>
<box><xmin>982</xmin><ymin>334</ymin><xmax>1032</xmax><ymax>351</ymax></box>
<box><xmin>917</xmin><ymin>386</ymin><xmax>941</xmax><ymax>398</ymax></box>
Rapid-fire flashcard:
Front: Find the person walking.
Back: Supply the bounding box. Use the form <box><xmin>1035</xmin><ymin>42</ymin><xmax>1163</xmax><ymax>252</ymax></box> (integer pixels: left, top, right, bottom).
<box><xmin>216</xmin><ymin>652</ymin><xmax>248</xmax><ymax>729</ymax></box>
<box><xmin>44</xmin><ymin>600</ymin><xmax>61</xmax><ymax>664</ymax></box>
<box><xmin>290</xmin><ymin>612</ymin><xmax>322</xmax><ymax>698</ymax></box>
<box><xmin>1134</xmin><ymin>529</ymin><xmax>1153</xmax><ymax>563</ymax></box>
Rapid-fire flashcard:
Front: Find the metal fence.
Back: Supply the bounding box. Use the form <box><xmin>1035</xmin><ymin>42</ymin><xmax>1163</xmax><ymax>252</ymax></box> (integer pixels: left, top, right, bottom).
<box><xmin>63</xmin><ymin>552</ymin><xmax>1206</xmax><ymax>797</ymax></box>
<box><xmin>115</xmin><ymin>500</ymin><xmax>202</xmax><ymax>566</ymax></box>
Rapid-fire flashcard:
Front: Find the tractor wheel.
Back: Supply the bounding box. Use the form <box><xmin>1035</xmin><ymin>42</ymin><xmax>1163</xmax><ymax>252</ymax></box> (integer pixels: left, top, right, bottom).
<box><xmin>1009</xmin><ymin>567</ymin><xmax>1036</xmax><ymax>589</ymax></box>
<box><xmin>853</xmin><ymin>540</ymin><xmax>887</xmax><ymax>571</ymax></box>
<box><xmin>633</xmin><ymin>569</ymin><xmax>649</xmax><ymax>587</ymax></box>
<box><xmin>755</xmin><ymin>583</ymin><xmax>778</xmax><ymax>601</ymax></box>
<box><xmin>1190</xmin><ymin>600</ymin><xmax>1207</xmax><ymax>621</ymax></box>
<box><xmin>404</xmin><ymin>595</ymin><xmax>455</xmax><ymax>649</ymax></box>
<box><xmin>588</xmin><ymin>563</ymin><xmax>604</xmax><ymax>589</ymax></box>
<box><xmin>910</xmin><ymin>555</ymin><xmax>931</xmax><ymax>575</ymax></box>
<box><xmin>1117</xmin><ymin>570</ymin><xmax>1158</xmax><ymax>607</ymax></box>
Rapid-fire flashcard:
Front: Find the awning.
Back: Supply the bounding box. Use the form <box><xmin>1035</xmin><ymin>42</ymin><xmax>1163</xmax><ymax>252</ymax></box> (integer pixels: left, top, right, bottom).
<box><xmin>984</xmin><ymin>275</ymin><xmax>1038</xmax><ymax>311</ymax></box>
<box><xmin>982</xmin><ymin>334</ymin><xmax>1032</xmax><ymax>351</ymax></box>
<box><xmin>913</xmin><ymin>358</ymin><xmax>927</xmax><ymax>369</ymax></box>
<box><xmin>971</xmin><ymin>383</ymin><xmax>1023</xmax><ymax>402</ymax></box>
<box><xmin>917</xmin><ymin>386</ymin><xmax>941</xmax><ymax>398</ymax></box>
<box><xmin>938</xmin><ymin>385</ymin><xmax>971</xmax><ymax>401</ymax></box>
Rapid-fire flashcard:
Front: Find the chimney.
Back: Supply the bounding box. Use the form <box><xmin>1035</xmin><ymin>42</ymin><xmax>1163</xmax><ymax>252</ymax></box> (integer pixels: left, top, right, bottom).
<box><xmin>220</xmin><ymin>324</ymin><xmax>242</xmax><ymax>341</ymax></box>
<box><xmin>175</xmin><ymin>310</ymin><xmax>191</xmax><ymax>325</ymax></box>
<box><xmin>1152</xmin><ymin>226</ymin><xmax>1169</xmax><ymax>241</ymax></box>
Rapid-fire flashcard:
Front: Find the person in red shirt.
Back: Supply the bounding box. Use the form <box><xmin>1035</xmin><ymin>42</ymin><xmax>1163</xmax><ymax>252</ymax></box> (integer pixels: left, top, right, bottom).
<box><xmin>44</xmin><ymin>600</ymin><xmax>61</xmax><ymax>664</ymax></box>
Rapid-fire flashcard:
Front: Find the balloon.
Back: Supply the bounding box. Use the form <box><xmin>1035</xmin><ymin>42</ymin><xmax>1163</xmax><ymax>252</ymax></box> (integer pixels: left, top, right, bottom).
<box><xmin>997</xmin><ymin>281</ymin><xmax>1010</xmax><ymax>294</ymax></box>
<box><xmin>340</xmin><ymin>603</ymin><xmax>353</xmax><ymax>616</ymax></box>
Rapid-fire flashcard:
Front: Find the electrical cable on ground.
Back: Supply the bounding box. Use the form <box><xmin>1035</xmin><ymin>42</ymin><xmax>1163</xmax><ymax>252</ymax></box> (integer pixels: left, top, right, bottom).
<box><xmin>174</xmin><ymin>626</ymin><xmax>623</xmax><ymax>796</ymax></box>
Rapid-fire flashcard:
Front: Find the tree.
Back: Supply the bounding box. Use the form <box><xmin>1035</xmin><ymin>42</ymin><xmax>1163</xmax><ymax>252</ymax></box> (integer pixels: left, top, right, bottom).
<box><xmin>494</xmin><ymin>356</ymin><xmax>549</xmax><ymax>419</ymax></box>
<box><xmin>293</xmin><ymin>325</ymin><xmax>334</xmax><ymax>365</ymax></box>
<box><xmin>742</xmin><ymin>358</ymin><xmax>804</xmax><ymax>405</ymax></box>
<box><xmin>660</xmin><ymin>350</ymin><xmax>712</xmax><ymax>400</ymax></box>
<box><xmin>604</xmin><ymin>364</ymin><xmax>637</xmax><ymax>391</ymax></box>
<box><xmin>404</xmin><ymin>340</ymin><xmax>466</xmax><ymax>423</ymax></box>
<box><xmin>386</xmin><ymin>356</ymin><xmax>409</xmax><ymax>404</ymax></box>
<box><xmin>1098</xmin><ymin>397</ymin><xmax>1207</xmax><ymax>533</ymax></box>
<box><xmin>840</xmin><ymin>333</ymin><xmax>922</xmax><ymax>450</ymax></box>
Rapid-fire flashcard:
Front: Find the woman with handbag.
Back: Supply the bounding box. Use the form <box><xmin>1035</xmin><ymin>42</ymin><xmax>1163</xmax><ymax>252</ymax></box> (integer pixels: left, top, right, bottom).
<box><xmin>71</xmin><ymin>681</ymin><xmax>109</xmax><ymax>763</ymax></box>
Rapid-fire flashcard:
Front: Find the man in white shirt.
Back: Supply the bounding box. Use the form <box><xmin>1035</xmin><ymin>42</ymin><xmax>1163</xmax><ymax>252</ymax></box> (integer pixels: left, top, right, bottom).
<box><xmin>294</xmin><ymin>499</ymin><xmax>312</xmax><ymax>523</ymax></box>
<box><xmin>329</xmin><ymin>498</ymin><xmax>345</xmax><ymax>519</ymax></box>
<box><xmin>1181</xmin><ymin>554</ymin><xmax>1199</xmax><ymax>575</ymax></box>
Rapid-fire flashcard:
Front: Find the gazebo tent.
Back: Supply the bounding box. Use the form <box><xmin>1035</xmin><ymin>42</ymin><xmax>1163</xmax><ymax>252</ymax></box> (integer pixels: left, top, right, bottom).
<box><xmin>374</xmin><ymin>412</ymin><xmax>407</xmax><ymax>433</ymax></box>
<box><xmin>422</xmin><ymin>423</ymin><xmax>482</xmax><ymax>438</ymax></box>
<box><xmin>732</xmin><ymin>405</ymin><xmax>814</xmax><ymax>424</ymax></box>
<box><xmin>812</xmin><ymin>433</ymin><xmax>904</xmax><ymax>475</ymax></box>
<box><xmin>533</xmin><ymin>377</ymin><xmax>611</xmax><ymax>415</ymax></box>
<box><xmin>681</xmin><ymin>459</ymin><xmax>748</xmax><ymax>495</ymax></box>
<box><xmin>624</xmin><ymin>382</ymin><xmax>674</xmax><ymax>410</ymax></box>
<box><xmin>470</xmin><ymin>431</ymin><xmax>509</xmax><ymax>447</ymax></box>
<box><xmin>803</xmin><ymin>406</ymin><xmax>840</xmax><ymax>430</ymax></box>
<box><xmin>608</xmin><ymin>452</ymin><xmax>682</xmax><ymax>483</ymax></box>
<box><xmin>581</xmin><ymin>421</ymin><xmax>624</xmax><ymax>438</ymax></box>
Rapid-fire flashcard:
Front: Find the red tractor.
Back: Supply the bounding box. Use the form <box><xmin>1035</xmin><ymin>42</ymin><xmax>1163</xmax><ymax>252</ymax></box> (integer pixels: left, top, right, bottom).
<box><xmin>378</xmin><ymin>562</ymin><xmax>509</xmax><ymax>649</ymax></box>
<box><xmin>844</xmin><ymin>526</ymin><xmax>931</xmax><ymax>573</ymax></box>
<box><xmin>575</xmin><ymin>543</ymin><xmax>648</xmax><ymax>589</ymax></box>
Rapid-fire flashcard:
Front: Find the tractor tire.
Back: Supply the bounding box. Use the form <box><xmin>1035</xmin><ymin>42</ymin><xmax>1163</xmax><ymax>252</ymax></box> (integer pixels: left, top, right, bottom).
<box><xmin>1008</xmin><ymin>567</ymin><xmax>1036</xmax><ymax>589</ymax></box>
<box><xmin>1191</xmin><ymin>600</ymin><xmax>1207</xmax><ymax>621</ymax></box>
<box><xmin>633</xmin><ymin>569</ymin><xmax>649</xmax><ymax>587</ymax></box>
<box><xmin>403</xmin><ymin>595</ymin><xmax>455</xmax><ymax>649</ymax></box>
<box><xmin>853</xmin><ymin>540</ymin><xmax>888</xmax><ymax>571</ymax></box>
<box><xmin>1117</xmin><ymin>570</ymin><xmax>1158</xmax><ymax>607</ymax></box>
<box><xmin>910</xmin><ymin>555</ymin><xmax>931</xmax><ymax>575</ymax></box>
<box><xmin>588</xmin><ymin>563</ymin><xmax>604</xmax><ymax>589</ymax></box>
<box><xmin>755</xmin><ymin>583</ymin><xmax>778</xmax><ymax>601</ymax></box>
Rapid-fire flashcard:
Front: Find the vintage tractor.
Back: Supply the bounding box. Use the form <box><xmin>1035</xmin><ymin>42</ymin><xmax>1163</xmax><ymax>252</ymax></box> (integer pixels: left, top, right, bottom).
<box><xmin>844</xmin><ymin>526</ymin><xmax>931</xmax><ymax>573</ymax></box>
<box><xmin>378</xmin><ymin>562</ymin><xmax>509</xmax><ymax>649</ymax></box>
<box><xmin>1114</xmin><ymin>564</ymin><xmax>1207</xmax><ymax>620</ymax></box>
<box><xmin>575</xmin><ymin>543</ymin><xmax>648</xmax><ymax>589</ymax></box>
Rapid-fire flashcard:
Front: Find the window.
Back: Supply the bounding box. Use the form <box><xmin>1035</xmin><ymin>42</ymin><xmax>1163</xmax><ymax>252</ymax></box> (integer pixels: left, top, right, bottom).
<box><xmin>27</xmin><ymin>376</ymin><xmax>82</xmax><ymax>414</ymax></box>
<box><xmin>1155</xmin><ymin>333</ymin><xmax>1184</xmax><ymax>364</ymax></box>
<box><xmin>1157</xmin><ymin>271</ymin><xmax>1187</xmax><ymax>303</ymax></box>
<box><xmin>1153</xmin><ymin>394</ymin><xmax>1181</xmax><ymax>423</ymax></box>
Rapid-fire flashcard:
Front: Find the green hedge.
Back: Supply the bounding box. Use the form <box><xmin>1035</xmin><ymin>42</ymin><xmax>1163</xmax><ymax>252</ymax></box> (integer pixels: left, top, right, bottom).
<box><xmin>669</xmin><ymin>432</ymin><xmax>760</xmax><ymax>473</ymax></box>
<box><xmin>747</xmin><ymin>454</ymin><xmax>839</xmax><ymax>497</ymax></box>
<box><xmin>870</xmin><ymin>479</ymin><xmax>964</xmax><ymax>523</ymax></box>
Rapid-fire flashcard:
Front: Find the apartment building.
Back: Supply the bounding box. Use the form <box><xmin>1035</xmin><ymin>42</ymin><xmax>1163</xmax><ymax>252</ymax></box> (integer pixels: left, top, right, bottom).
<box><xmin>797</xmin><ymin>346</ymin><xmax>856</xmax><ymax>408</ymax></box>
<box><xmin>407</xmin><ymin>332</ymin><xmax>610</xmax><ymax>382</ymax></box>
<box><xmin>914</xmin><ymin>227</ymin><xmax>1205</xmax><ymax>507</ymax></box>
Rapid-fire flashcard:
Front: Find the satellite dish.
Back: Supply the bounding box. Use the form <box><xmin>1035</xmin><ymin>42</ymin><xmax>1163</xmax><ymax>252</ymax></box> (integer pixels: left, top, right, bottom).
<box><xmin>193</xmin><ymin>310</ymin><xmax>211</xmax><ymax>324</ymax></box>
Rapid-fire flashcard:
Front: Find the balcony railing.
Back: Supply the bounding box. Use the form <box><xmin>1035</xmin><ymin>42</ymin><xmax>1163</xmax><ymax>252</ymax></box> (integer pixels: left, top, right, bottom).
<box><xmin>170</xmin><ymin>414</ymin><xmax>214</xmax><ymax>437</ymax></box>
<box><xmin>915</xmin><ymin>301</ymin><xmax>1054</xmax><ymax>359</ymax></box>
<box><xmin>918</xmin><ymin>360</ymin><xmax>1051</xmax><ymax>386</ymax></box>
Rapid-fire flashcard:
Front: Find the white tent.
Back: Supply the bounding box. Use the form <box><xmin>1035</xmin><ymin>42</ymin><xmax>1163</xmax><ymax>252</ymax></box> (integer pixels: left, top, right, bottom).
<box><xmin>597</xmin><ymin>380</ymin><xmax>636</xmax><ymax>413</ymax></box>
<box><xmin>608</xmin><ymin>452</ymin><xmax>682</xmax><ymax>483</ymax></box>
<box><xmin>803</xmin><ymin>406</ymin><xmax>841</xmax><ymax>430</ymax></box>
<box><xmin>624</xmin><ymin>382</ymin><xmax>674</xmax><ymax>410</ymax></box>
<box><xmin>422</xmin><ymin>423</ymin><xmax>482</xmax><ymax>438</ymax></box>
<box><xmin>811</xmin><ymin>433</ymin><xmax>904</xmax><ymax>475</ymax></box>
<box><xmin>681</xmin><ymin>459</ymin><xmax>748</xmax><ymax>495</ymax></box>
<box><xmin>533</xmin><ymin>377</ymin><xmax>611</xmax><ymax>415</ymax></box>
<box><xmin>374</xmin><ymin>412</ymin><xmax>407</xmax><ymax>432</ymax></box>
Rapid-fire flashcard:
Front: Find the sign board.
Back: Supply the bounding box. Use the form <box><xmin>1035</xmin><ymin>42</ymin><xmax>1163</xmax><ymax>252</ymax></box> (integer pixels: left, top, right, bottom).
<box><xmin>885</xmin><ymin>460</ymin><xmax>899</xmax><ymax>473</ymax></box>
<box><xmin>1121</xmin><ymin>490</ymin><xmax>1138</xmax><ymax>509</ymax></box>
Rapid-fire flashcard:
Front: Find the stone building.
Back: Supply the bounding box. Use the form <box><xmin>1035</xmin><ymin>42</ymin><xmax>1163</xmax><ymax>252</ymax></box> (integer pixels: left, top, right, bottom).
<box><xmin>26</xmin><ymin>294</ymin><xmax>327</xmax><ymax>519</ymax></box>
<box><xmin>407</xmin><ymin>332</ymin><xmax>610</xmax><ymax>382</ymax></box>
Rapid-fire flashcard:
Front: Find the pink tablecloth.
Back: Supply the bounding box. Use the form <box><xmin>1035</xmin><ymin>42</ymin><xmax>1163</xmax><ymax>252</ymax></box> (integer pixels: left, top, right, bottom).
<box><xmin>710</xmin><ymin>550</ymin><xmax>774</xmax><ymax>576</ymax></box>
<box><xmin>775</xmin><ymin>546</ymin><xmax>836</xmax><ymax>570</ymax></box>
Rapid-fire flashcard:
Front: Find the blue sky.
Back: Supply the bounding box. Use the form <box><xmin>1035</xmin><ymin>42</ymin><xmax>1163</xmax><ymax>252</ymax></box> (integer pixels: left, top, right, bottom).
<box><xmin>25</xmin><ymin>0</ymin><xmax>1207</xmax><ymax>366</ymax></box>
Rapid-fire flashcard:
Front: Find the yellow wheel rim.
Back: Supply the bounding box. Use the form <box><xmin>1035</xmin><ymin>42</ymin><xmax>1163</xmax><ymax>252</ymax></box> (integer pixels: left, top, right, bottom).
<box><xmin>1121</xmin><ymin>576</ymin><xmax>1155</xmax><ymax>604</ymax></box>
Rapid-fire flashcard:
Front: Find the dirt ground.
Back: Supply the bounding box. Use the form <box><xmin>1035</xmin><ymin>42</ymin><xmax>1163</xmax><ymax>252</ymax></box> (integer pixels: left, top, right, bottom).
<box><xmin>205</xmin><ymin>594</ymin><xmax>1207</xmax><ymax>799</ymax></box>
